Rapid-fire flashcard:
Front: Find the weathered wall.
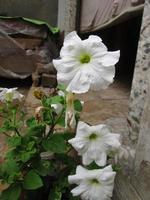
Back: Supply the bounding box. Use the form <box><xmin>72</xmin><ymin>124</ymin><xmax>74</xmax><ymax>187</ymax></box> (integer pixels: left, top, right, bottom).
<box><xmin>115</xmin><ymin>0</ymin><xmax>150</xmax><ymax>199</ymax></box>
<box><xmin>0</xmin><ymin>0</ymin><xmax>58</xmax><ymax>26</ymax></box>
<box><xmin>58</xmin><ymin>0</ymin><xmax>78</xmax><ymax>34</ymax></box>
<box><xmin>130</xmin><ymin>1</ymin><xmax>150</xmax><ymax>197</ymax></box>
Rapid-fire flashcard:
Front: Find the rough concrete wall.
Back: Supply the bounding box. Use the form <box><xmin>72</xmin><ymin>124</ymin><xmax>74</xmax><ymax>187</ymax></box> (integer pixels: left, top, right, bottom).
<box><xmin>0</xmin><ymin>0</ymin><xmax>58</xmax><ymax>26</ymax></box>
<box><xmin>128</xmin><ymin>0</ymin><xmax>150</xmax><ymax>199</ymax></box>
<box><xmin>128</xmin><ymin>0</ymin><xmax>150</xmax><ymax>144</ymax></box>
<box><xmin>114</xmin><ymin>0</ymin><xmax>150</xmax><ymax>199</ymax></box>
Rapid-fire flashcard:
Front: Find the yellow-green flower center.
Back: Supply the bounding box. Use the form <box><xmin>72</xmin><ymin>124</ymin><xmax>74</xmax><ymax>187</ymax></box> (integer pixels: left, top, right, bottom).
<box><xmin>5</xmin><ymin>92</ymin><xmax>13</xmax><ymax>102</ymax></box>
<box><xmin>89</xmin><ymin>133</ymin><xmax>98</xmax><ymax>140</ymax></box>
<box><xmin>79</xmin><ymin>54</ymin><xmax>91</xmax><ymax>64</ymax></box>
<box><xmin>90</xmin><ymin>179</ymin><xmax>100</xmax><ymax>185</ymax></box>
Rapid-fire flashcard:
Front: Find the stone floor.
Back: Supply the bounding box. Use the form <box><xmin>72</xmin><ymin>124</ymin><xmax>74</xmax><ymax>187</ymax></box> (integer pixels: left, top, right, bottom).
<box><xmin>0</xmin><ymin>78</ymin><xmax>131</xmax><ymax>191</ymax></box>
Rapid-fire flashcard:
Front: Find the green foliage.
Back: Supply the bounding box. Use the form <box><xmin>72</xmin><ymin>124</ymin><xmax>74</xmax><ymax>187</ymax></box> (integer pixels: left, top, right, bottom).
<box><xmin>27</xmin><ymin>124</ymin><xmax>46</xmax><ymax>137</ymax></box>
<box><xmin>34</xmin><ymin>160</ymin><xmax>55</xmax><ymax>176</ymax></box>
<box><xmin>0</xmin><ymin>184</ymin><xmax>21</xmax><ymax>200</ymax></box>
<box><xmin>57</xmin><ymin>84</ymin><xmax>66</xmax><ymax>92</ymax></box>
<box><xmin>48</xmin><ymin>188</ymin><xmax>62</xmax><ymax>200</ymax></box>
<box><xmin>112</xmin><ymin>164</ymin><xmax>122</xmax><ymax>172</ymax></box>
<box><xmin>42</xmin><ymin>133</ymin><xmax>69</xmax><ymax>153</ymax></box>
<box><xmin>74</xmin><ymin>99</ymin><xmax>82</xmax><ymax>112</ymax></box>
<box><xmin>26</xmin><ymin>117</ymin><xmax>37</xmax><ymax>127</ymax></box>
<box><xmin>56</xmin><ymin>113</ymin><xmax>65</xmax><ymax>127</ymax></box>
<box><xmin>0</xmin><ymin>88</ymin><xmax>83</xmax><ymax>200</ymax></box>
<box><xmin>87</xmin><ymin>161</ymin><xmax>102</xmax><ymax>170</ymax></box>
<box><xmin>43</xmin><ymin>95</ymin><xmax>64</xmax><ymax>107</ymax></box>
<box><xmin>23</xmin><ymin>170</ymin><xmax>43</xmax><ymax>190</ymax></box>
<box><xmin>7</xmin><ymin>136</ymin><xmax>21</xmax><ymax>147</ymax></box>
<box><xmin>42</xmin><ymin>110</ymin><xmax>53</xmax><ymax>125</ymax></box>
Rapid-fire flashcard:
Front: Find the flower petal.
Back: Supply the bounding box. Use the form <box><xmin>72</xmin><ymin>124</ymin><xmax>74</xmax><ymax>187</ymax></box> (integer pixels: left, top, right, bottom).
<box><xmin>100</xmin><ymin>50</ymin><xmax>120</xmax><ymax>66</ymax></box>
<box><xmin>63</xmin><ymin>31</ymin><xmax>81</xmax><ymax>47</ymax></box>
<box><xmin>66</xmin><ymin>69</ymin><xmax>91</xmax><ymax>93</ymax></box>
<box><xmin>95</xmin><ymin>152</ymin><xmax>107</xmax><ymax>166</ymax></box>
<box><xmin>68</xmin><ymin>165</ymin><xmax>116</xmax><ymax>200</ymax></box>
<box><xmin>76</xmin><ymin>121</ymin><xmax>91</xmax><ymax>137</ymax></box>
<box><xmin>68</xmin><ymin>137</ymin><xmax>88</xmax><ymax>151</ymax></box>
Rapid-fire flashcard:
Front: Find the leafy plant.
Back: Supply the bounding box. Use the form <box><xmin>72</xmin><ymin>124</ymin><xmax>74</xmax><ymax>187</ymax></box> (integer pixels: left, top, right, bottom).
<box><xmin>0</xmin><ymin>87</ymin><xmax>81</xmax><ymax>200</ymax></box>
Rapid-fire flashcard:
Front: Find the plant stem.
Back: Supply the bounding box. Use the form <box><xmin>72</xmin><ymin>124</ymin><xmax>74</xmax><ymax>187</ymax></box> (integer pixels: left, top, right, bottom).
<box><xmin>2</xmin><ymin>132</ymin><xmax>11</xmax><ymax>137</ymax></box>
<box><xmin>46</xmin><ymin>109</ymin><xmax>64</xmax><ymax>138</ymax></box>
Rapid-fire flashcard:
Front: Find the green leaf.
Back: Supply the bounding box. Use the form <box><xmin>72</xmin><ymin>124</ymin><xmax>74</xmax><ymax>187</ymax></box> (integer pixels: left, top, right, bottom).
<box><xmin>50</xmin><ymin>96</ymin><xmax>64</xmax><ymax>104</ymax></box>
<box><xmin>23</xmin><ymin>170</ymin><xmax>43</xmax><ymax>190</ymax></box>
<box><xmin>27</xmin><ymin>141</ymin><xmax>35</xmax><ymax>151</ymax></box>
<box><xmin>44</xmin><ymin>96</ymin><xmax>64</xmax><ymax>107</ymax></box>
<box><xmin>56</xmin><ymin>114</ymin><xmax>65</xmax><ymax>127</ymax></box>
<box><xmin>2</xmin><ymin>159</ymin><xmax>19</xmax><ymax>175</ymax></box>
<box><xmin>42</xmin><ymin>134</ymin><xmax>68</xmax><ymax>153</ymax></box>
<box><xmin>57</xmin><ymin>83</ymin><xmax>66</xmax><ymax>92</ymax></box>
<box><xmin>43</xmin><ymin>110</ymin><xmax>53</xmax><ymax>125</ymax></box>
<box><xmin>112</xmin><ymin>164</ymin><xmax>122</xmax><ymax>172</ymax></box>
<box><xmin>35</xmin><ymin>160</ymin><xmax>55</xmax><ymax>176</ymax></box>
<box><xmin>48</xmin><ymin>188</ymin><xmax>62</xmax><ymax>200</ymax></box>
<box><xmin>7</xmin><ymin>136</ymin><xmax>21</xmax><ymax>147</ymax></box>
<box><xmin>26</xmin><ymin>117</ymin><xmax>37</xmax><ymax>127</ymax></box>
<box><xmin>0</xmin><ymin>184</ymin><xmax>21</xmax><ymax>200</ymax></box>
<box><xmin>0</xmin><ymin>16</ymin><xmax>59</xmax><ymax>34</ymax></box>
<box><xmin>20</xmin><ymin>151</ymin><xmax>33</xmax><ymax>163</ymax></box>
<box><xmin>87</xmin><ymin>161</ymin><xmax>101</xmax><ymax>170</ymax></box>
<box><xmin>74</xmin><ymin>99</ymin><xmax>82</xmax><ymax>112</ymax></box>
<box><xmin>3</xmin><ymin>120</ymin><xmax>15</xmax><ymax>131</ymax></box>
<box><xmin>27</xmin><ymin>124</ymin><xmax>45</xmax><ymax>137</ymax></box>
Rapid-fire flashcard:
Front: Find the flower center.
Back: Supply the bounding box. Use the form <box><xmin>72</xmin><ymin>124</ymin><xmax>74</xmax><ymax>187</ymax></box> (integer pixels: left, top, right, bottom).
<box><xmin>90</xmin><ymin>178</ymin><xmax>100</xmax><ymax>185</ymax></box>
<box><xmin>5</xmin><ymin>92</ymin><xmax>13</xmax><ymax>102</ymax></box>
<box><xmin>79</xmin><ymin>54</ymin><xmax>91</xmax><ymax>64</ymax></box>
<box><xmin>89</xmin><ymin>133</ymin><xmax>98</xmax><ymax>140</ymax></box>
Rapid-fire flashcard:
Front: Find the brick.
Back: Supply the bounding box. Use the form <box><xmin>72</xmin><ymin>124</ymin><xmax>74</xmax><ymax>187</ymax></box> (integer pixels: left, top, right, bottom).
<box><xmin>41</xmin><ymin>73</ymin><xmax>57</xmax><ymax>87</ymax></box>
<box><xmin>36</xmin><ymin>62</ymin><xmax>56</xmax><ymax>75</ymax></box>
<box><xmin>32</xmin><ymin>72</ymin><xmax>41</xmax><ymax>87</ymax></box>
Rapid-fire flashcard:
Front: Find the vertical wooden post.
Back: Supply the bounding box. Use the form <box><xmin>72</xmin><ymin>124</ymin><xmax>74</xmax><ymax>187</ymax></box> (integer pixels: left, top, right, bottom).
<box><xmin>58</xmin><ymin>0</ymin><xmax>78</xmax><ymax>35</ymax></box>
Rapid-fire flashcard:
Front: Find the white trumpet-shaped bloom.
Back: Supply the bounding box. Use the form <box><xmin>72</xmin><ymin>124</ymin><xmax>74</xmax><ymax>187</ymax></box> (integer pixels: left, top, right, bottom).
<box><xmin>68</xmin><ymin>121</ymin><xmax>121</xmax><ymax>166</ymax></box>
<box><xmin>68</xmin><ymin>165</ymin><xmax>116</xmax><ymax>200</ymax></box>
<box><xmin>0</xmin><ymin>87</ymin><xmax>24</xmax><ymax>102</ymax></box>
<box><xmin>53</xmin><ymin>31</ymin><xmax>120</xmax><ymax>94</ymax></box>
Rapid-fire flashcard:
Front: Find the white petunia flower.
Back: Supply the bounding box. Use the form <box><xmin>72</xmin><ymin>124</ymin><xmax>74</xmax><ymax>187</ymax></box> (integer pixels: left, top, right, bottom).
<box><xmin>0</xmin><ymin>87</ymin><xmax>24</xmax><ymax>102</ymax></box>
<box><xmin>68</xmin><ymin>121</ymin><xmax>121</xmax><ymax>166</ymax></box>
<box><xmin>53</xmin><ymin>31</ymin><xmax>120</xmax><ymax>94</ymax></box>
<box><xmin>68</xmin><ymin>165</ymin><xmax>116</xmax><ymax>200</ymax></box>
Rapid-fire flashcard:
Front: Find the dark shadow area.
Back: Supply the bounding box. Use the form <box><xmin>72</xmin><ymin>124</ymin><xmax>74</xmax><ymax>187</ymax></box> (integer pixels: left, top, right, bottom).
<box><xmin>0</xmin><ymin>76</ymin><xmax>32</xmax><ymax>88</ymax></box>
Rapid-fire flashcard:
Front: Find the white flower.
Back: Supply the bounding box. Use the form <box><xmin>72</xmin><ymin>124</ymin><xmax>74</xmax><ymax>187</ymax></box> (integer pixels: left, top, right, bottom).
<box><xmin>53</xmin><ymin>31</ymin><xmax>120</xmax><ymax>94</ymax></box>
<box><xmin>0</xmin><ymin>87</ymin><xmax>24</xmax><ymax>102</ymax></box>
<box><xmin>68</xmin><ymin>121</ymin><xmax>121</xmax><ymax>166</ymax></box>
<box><xmin>68</xmin><ymin>165</ymin><xmax>116</xmax><ymax>200</ymax></box>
